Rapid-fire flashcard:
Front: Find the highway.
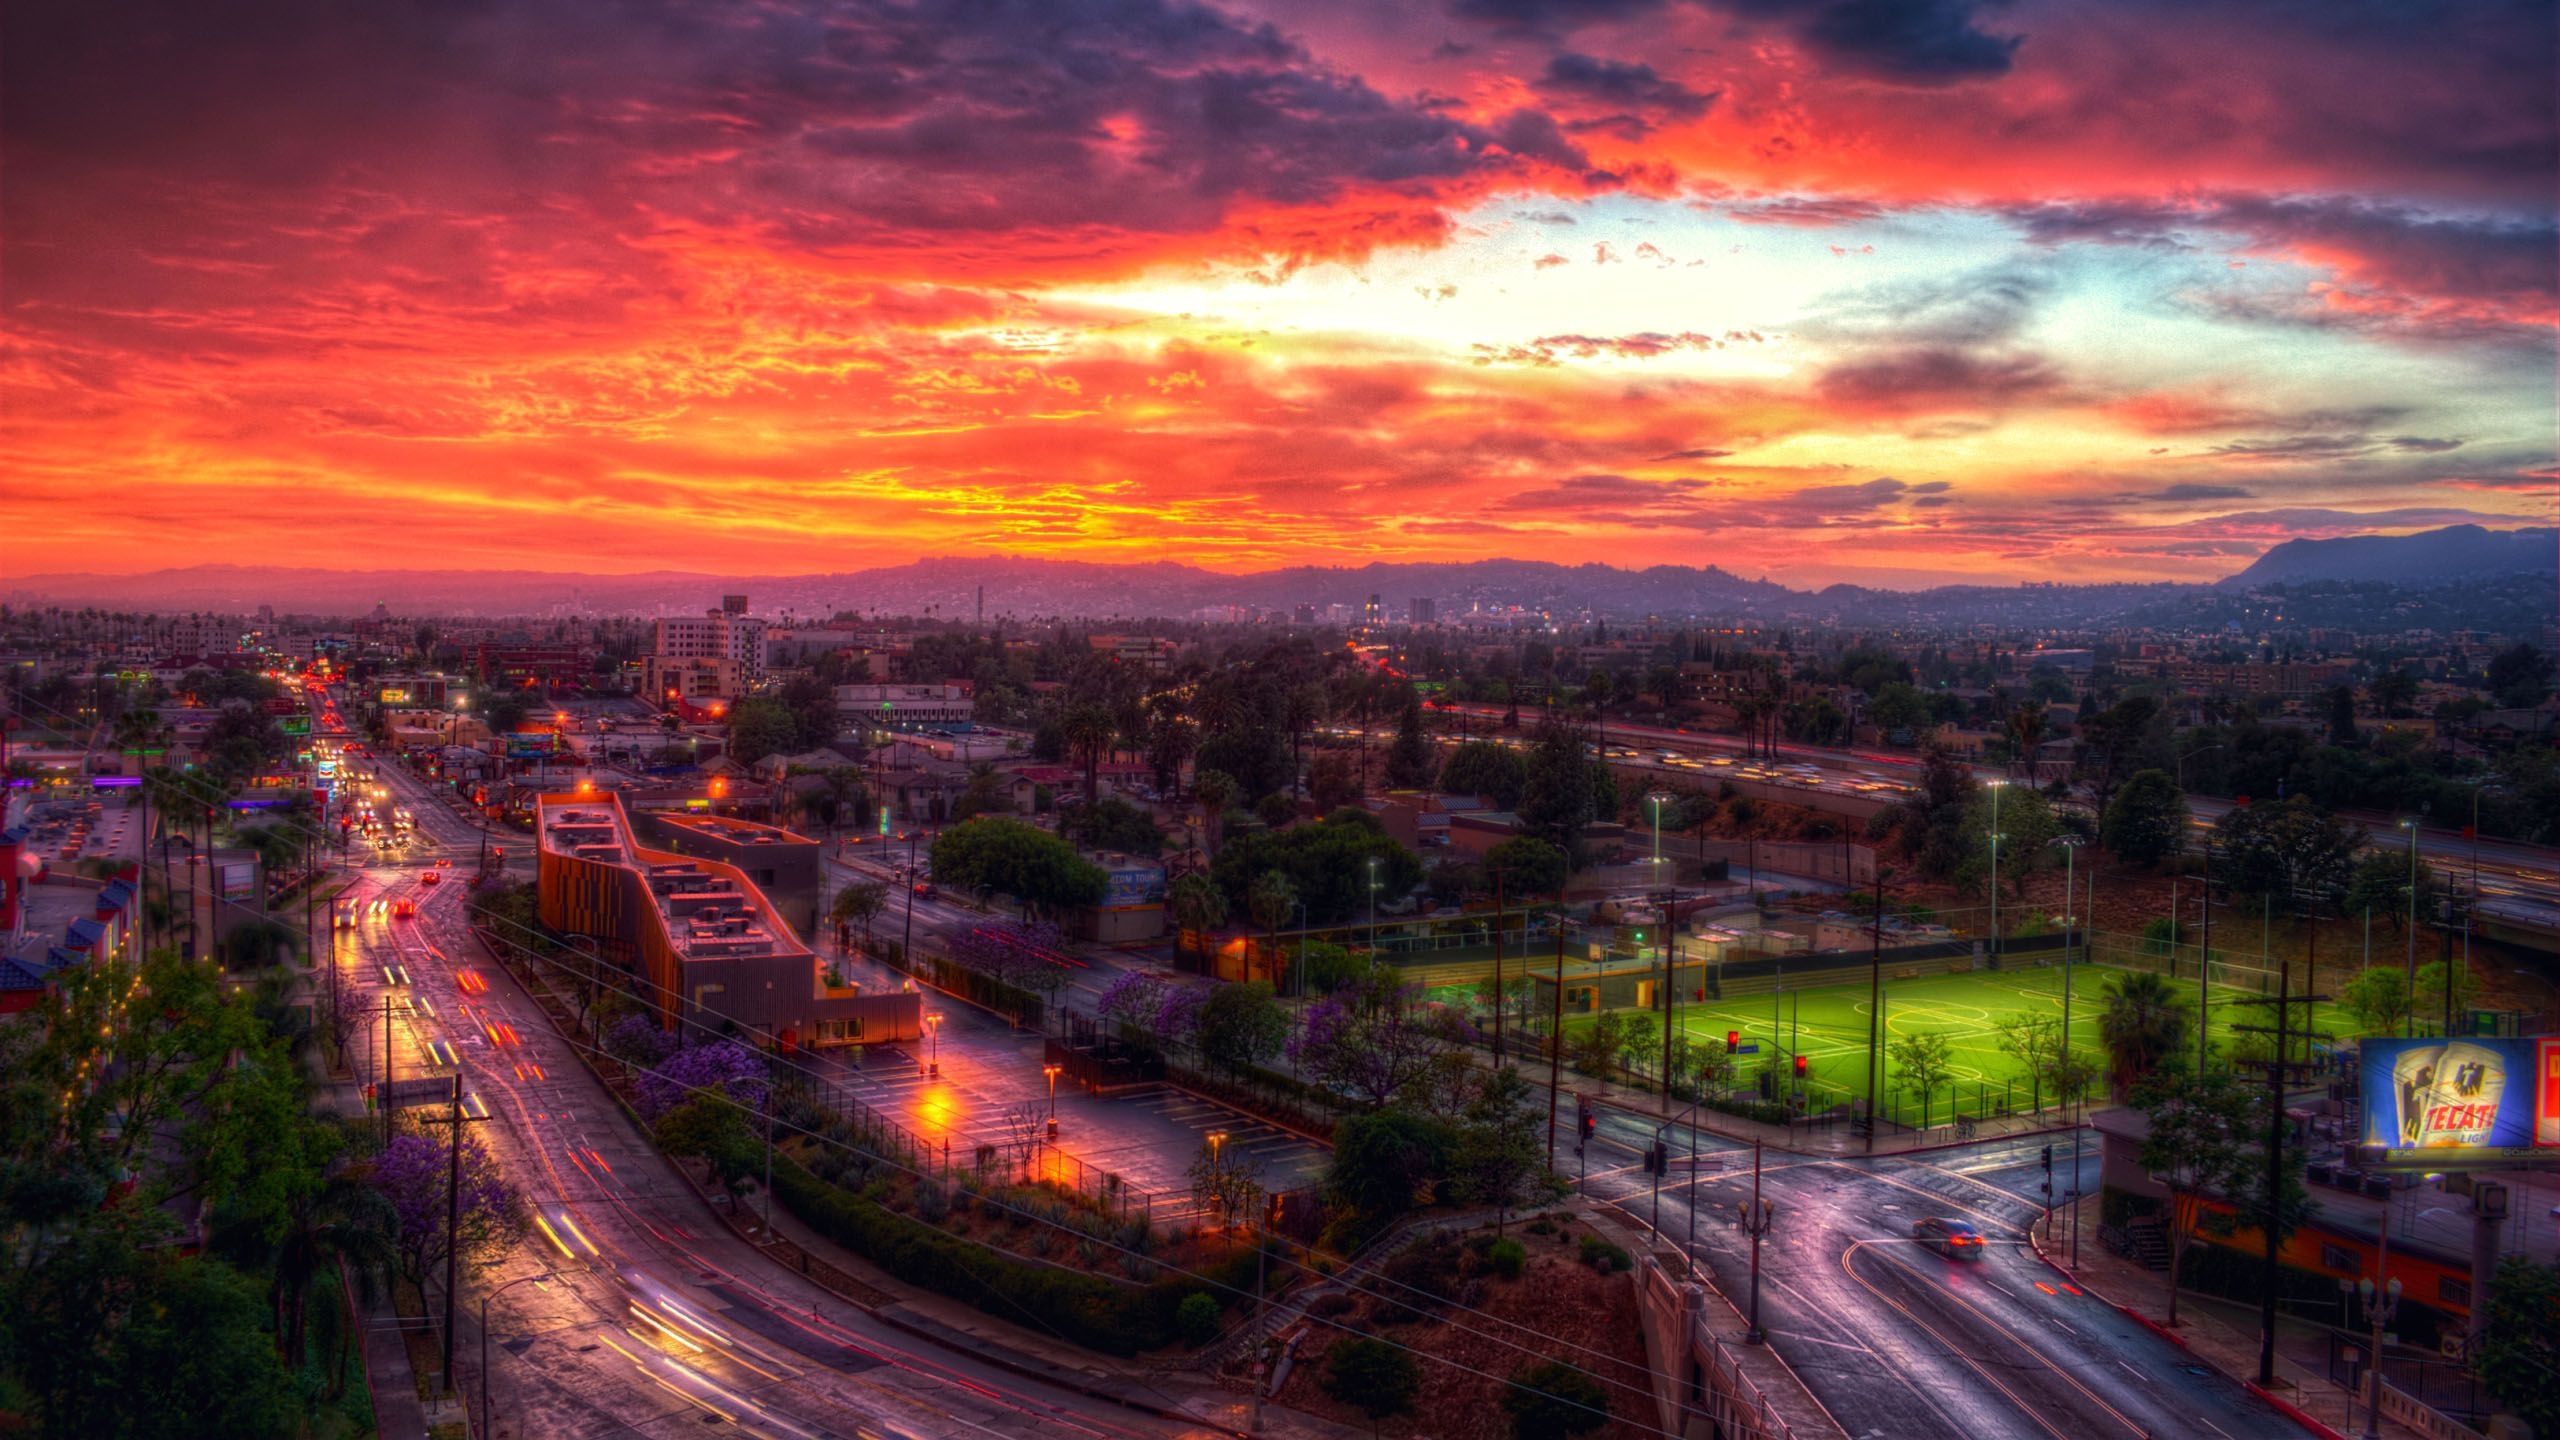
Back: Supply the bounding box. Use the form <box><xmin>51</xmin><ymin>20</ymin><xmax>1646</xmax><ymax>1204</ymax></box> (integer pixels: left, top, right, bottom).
<box><xmin>347</xmin><ymin>746</ymin><xmax>1218</xmax><ymax>1440</ymax></box>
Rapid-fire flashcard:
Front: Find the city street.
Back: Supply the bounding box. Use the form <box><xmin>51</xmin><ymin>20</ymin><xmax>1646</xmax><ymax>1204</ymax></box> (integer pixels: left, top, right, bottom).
<box><xmin>1575</xmin><ymin>1113</ymin><xmax>2299</xmax><ymax>1440</ymax></box>
<box><xmin>349</xmin><ymin>732</ymin><xmax>1226</xmax><ymax>1439</ymax></box>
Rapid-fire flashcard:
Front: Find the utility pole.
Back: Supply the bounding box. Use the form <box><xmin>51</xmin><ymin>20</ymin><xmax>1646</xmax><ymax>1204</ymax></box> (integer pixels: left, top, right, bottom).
<box><xmin>1741</xmin><ymin>1138</ymin><xmax>1774</xmax><ymax>1343</ymax></box>
<box><xmin>1656</xmin><ymin>889</ymin><xmax>1677</xmax><ymax>1101</ymax></box>
<box><xmin>1490</xmin><ymin>865</ymin><xmax>1505</xmax><ymax>1066</ymax></box>
<box><xmin>1547</xmin><ymin>927</ymin><xmax>1565</xmax><ymax>1168</ymax></box>
<box><xmin>2199</xmin><ymin>830</ymin><xmax>2215</xmax><ymax>1074</ymax></box>
<box><xmin>2229</xmin><ymin>956</ymin><xmax>2328</xmax><ymax>1387</ymax></box>
<box><xmin>444</xmin><ymin>1070</ymin><xmax>463</xmax><ymax>1395</ymax></box>
<box><xmin>1867</xmin><ymin>872</ymin><xmax>1884</xmax><ymax>1153</ymax></box>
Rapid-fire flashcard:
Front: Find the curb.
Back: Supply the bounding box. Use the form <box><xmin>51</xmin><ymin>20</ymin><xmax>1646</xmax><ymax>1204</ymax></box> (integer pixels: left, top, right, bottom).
<box><xmin>1581</xmin><ymin>1085</ymin><xmax>2087</xmax><ymax>1161</ymax></box>
<box><xmin>2248</xmin><ymin>1382</ymin><xmax>2353</xmax><ymax>1440</ymax></box>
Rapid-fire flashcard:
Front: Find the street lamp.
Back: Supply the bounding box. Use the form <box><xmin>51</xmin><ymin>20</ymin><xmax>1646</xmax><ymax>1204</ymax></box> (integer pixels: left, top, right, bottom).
<box><xmin>1366</xmin><ymin>855</ymin><xmax>1381</xmax><ymax>954</ymax></box>
<box><xmin>1986</xmin><ymin>779</ymin><xmax>2007</xmax><ymax>963</ymax></box>
<box><xmin>922</xmin><ymin>1011</ymin><xmax>944</xmax><ymax>1077</ymax></box>
<box><xmin>2346</xmin><ymin>1203</ymin><xmax>2400</xmax><ymax>1440</ymax></box>
<box><xmin>1043</xmin><ymin>1063</ymin><xmax>1061</xmax><ymax>1138</ymax></box>
<box><xmin>1739</xmin><ymin>1138</ymin><xmax>1776</xmax><ymax>1343</ymax></box>
<box><xmin>1645</xmin><ymin>791</ymin><xmax>1673</xmax><ymax>871</ymax></box>
<box><xmin>481</xmin><ymin>1269</ymin><xmax>562</xmax><ymax>1439</ymax></box>
<box><xmin>2398</xmin><ymin>817</ymin><xmax>2420</xmax><ymax>1036</ymax></box>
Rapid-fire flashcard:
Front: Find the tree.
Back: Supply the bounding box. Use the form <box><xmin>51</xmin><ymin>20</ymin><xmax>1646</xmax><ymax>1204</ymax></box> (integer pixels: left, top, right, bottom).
<box><xmin>2336</xmin><ymin>966</ymin><xmax>2412</xmax><ymax>1036</ymax></box>
<box><xmin>366</xmin><ymin>1129</ymin><xmax>526</xmax><ymax>1286</ymax></box>
<box><xmin>723</xmin><ymin>697</ymin><xmax>804</xmax><ymax>767</ymax></box>
<box><xmin>1071</xmin><ymin>795</ymin><xmax>1165</xmax><ymax>854</ymax></box>
<box><xmin>1452</xmin><ymin>1066</ymin><xmax>1546</xmax><ymax>1233</ymax></box>
<box><xmin>1305</xmin><ymin>752</ymin><xmax>1361</xmax><ymax>811</ymax></box>
<box><xmin>2098</xmin><ymin>970</ymin><xmax>2193</xmax><ymax>1098</ymax></box>
<box><xmin>1324</xmin><ymin>1337</ymin><xmax>1420</xmax><ymax>1433</ymax></box>
<box><xmin>1502</xmin><ymin>1361</ymin><xmax>1610</xmax><ymax>1440</ymax></box>
<box><xmin>2324</xmin><ymin>685</ymin><xmax>2360</xmax><ymax>745</ymax></box>
<box><xmin>2343</xmin><ymin>852</ymin><xmax>2440</xmax><ymax>933</ymax></box>
<box><xmin>1288</xmin><ymin>971</ymin><xmax>1470</xmax><ymax>1109</ymax></box>
<box><xmin>1382</xmin><ymin>687</ymin><xmax>1436</xmax><ymax>790</ymax></box>
<box><xmin>1956</xmin><ymin>781</ymin><xmax>2058</xmax><ymax>902</ymax></box>
<box><xmin>2486</xmin><ymin>642</ymin><xmax>2552</xmax><ymax>708</ymax></box>
<box><xmin>1887</xmin><ymin>1031</ymin><xmax>1955</xmax><ymax>1129</ymax></box>
<box><xmin>2131</xmin><ymin>1066</ymin><xmax>2257</xmax><ymax>1326</ymax></box>
<box><xmin>1895</xmin><ymin>739</ymin><xmax>1978</xmax><ymax>880</ymax></box>
<box><xmin>1484</xmin><ymin>835</ymin><xmax>1568</xmax><ymax>900</ymax></box>
<box><xmin>1192</xmin><ymin>768</ymin><xmax>1241</xmax><ymax>861</ymax></box>
<box><xmin>831</xmin><ymin>880</ymin><xmax>889</xmax><ymax>944</ymax></box>
<box><xmin>2413</xmin><ymin>957</ymin><xmax>2480</xmax><ymax>1034</ymax></box>
<box><xmin>635</xmin><ymin>1038</ymin><xmax>768</xmax><ymax>1122</ymax></box>
<box><xmin>1186</xmin><ymin>1136</ymin><xmax>1265</xmax><ymax>1230</ymax></box>
<box><xmin>2475</xmin><ymin>1256</ymin><xmax>2560</xmax><ymax>1438</ymax></box>
<box><xmin>1060</xmin><ymin>702</ymin><xmax>1118</xmax><ymax>810</ymax></box>
<box><xmin>2006</xmin><ymin>701</ymin><xmax>2049</xmax><ymax>776</ymax></box>
<box><xmin>1248</xmin><ymin>869</ymin><xmax>1297</xmax><ymax>984</ymax></box>
<box><xmin>2075</xmin><ymin>695</ymin><xmax>2172</xmax><ymax>810</ymax></box>
<box><xmin>1325</xmin><ymin>1107</ymin><xmax>1453</xmax><ymax>1218</ymax></box>
<box><xmin>1211</xmin><ymin>810</ymin><xmax>1423</xmax><ymax>927</ymax></box>
<box><xmin>654</xmin><ymin>1094</ymin><xmax>764</xmax><ymax>1212</ymax></box>
<box><xmin>2212</xmin><ymin>797</ymin><xmax>2362</xmax><ymax>912</ymax></box>
<box><xmin>1995</xmin><ymin>1015</ymin><xmax>2064</xmax><ymax>1116</ymax></box>
<box><xmin>1196</xmin><ymin>980</ymin><xmax>1288</xmax><ymax>1075</ymax></box>
<box><xmin>1866</xmin><ymin>681</ymin><xmax>1931</xmax><ymax>738</ymax></box>
<box><xmin>2102</xmin><ymin>768</ymin><xmax>2191</xmax><ymax>869</ymax></box>
<box><xmin>930</xmin><ymin>816</ymin><xmax>1108</xmax><ymax>917</ymax></box>
<box><xmin>1169</xmin><ymin>872</ymin><xmax>1228</xmax><ymax>962</ymax></box>
<box><xmin>1442</xmin><ymin>740</ymin><xmax>1530</xmax><ymax>809</ymax></box>
<box><xmin>1519</xmin><ymin>714</ymin><xmax>1598</xmax><ymax>860</ymax></box>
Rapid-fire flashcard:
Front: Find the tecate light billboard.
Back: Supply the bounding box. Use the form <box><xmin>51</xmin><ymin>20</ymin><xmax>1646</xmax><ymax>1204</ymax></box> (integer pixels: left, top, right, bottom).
<box><xmin>2360</xmin><ymin>1037</ymin><xmax>2553</xmax><ymax>1156</ymax></box>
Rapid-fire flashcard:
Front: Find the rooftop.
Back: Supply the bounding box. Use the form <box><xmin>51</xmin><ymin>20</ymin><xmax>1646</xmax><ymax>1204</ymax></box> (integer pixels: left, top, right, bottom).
<box><xmin>540</xmin><ymin>798</ymin><xmax>805</xmax><ymax>962</ymax></box>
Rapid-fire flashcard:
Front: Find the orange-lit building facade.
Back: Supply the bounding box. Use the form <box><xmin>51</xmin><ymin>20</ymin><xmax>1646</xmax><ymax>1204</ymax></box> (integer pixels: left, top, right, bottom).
<box><xmin>536</xmin><ymin>793</ymin><xmax>917</xmax><ymax>1050</ymax></box>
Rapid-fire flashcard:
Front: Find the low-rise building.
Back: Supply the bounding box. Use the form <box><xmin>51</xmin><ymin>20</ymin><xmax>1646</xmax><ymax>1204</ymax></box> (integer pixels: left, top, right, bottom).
<box><xmin>626</xmin><ymin>809</ymin><xmax>824</xmax><ymax>943</ymax></box>
<box><xmin>836</xmin><ymin>683</ymin><xmax>975</xmax><ymax>731</ymax></box>
<box><xmin>536</xmin><ymin>794</ymin><xmax>918</xmax><ymax>1050</ymax></box>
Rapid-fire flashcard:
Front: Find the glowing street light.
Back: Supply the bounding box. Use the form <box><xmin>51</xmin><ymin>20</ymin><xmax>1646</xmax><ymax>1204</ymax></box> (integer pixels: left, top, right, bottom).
<box><xmin>1043</xmin><ymin>1062</ymin><xmax>1062</xmax><ymax>1138</ymax></box>
<box><xmin>1645</xmin><ymin>791</ymin><xmax>1674</xmax><ymax>870</ymax></box>
<box><xmin>923</xmin><ymin>1011</ymin><xmax>944</xmax><ymax>1077</ymax></box>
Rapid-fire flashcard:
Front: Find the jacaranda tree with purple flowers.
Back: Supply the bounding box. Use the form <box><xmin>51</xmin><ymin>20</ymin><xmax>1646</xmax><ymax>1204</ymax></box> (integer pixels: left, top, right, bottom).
<box><xmin>604</xmin><ymin>1012</ymin><xmax>677</xmax><ymax>1072</ymax></box>
<box><xmin>366</xmin><ymin>1130</ymin><xmax>526</xmax><ymax>1285</ymax></box>
<box><xmin>1286</xmin><ymin>971</ymin><xmax>1470</xmax><ymax>1110</ymax></box>
<box><xmin>636</xmin><ymin>1039</ymin><xmax>768</xmax><ymax>1123</ymax></box>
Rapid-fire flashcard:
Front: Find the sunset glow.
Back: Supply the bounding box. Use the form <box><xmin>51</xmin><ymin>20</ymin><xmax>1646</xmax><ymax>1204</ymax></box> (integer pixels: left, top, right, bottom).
<box><xmin>4</xmin><ymin>0</ymin><xmax>2552</xmax><ymax>586</ymax></box>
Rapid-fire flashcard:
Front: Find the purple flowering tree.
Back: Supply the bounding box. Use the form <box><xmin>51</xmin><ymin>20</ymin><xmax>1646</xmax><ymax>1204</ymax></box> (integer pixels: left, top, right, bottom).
<box><xmin>636</xmin><ymin>1038</ymin><xmax>769</xmax><ymax>1123</ymax></box>
<box><xmin>1286</xmin><ymin>978</ymin><xmax>1466</xmax><ymax>1109</ymax></box>
<box><xmin>604</xmin><ymin>1012</ymin><xmax>677</xmax><ymax>1072</ymax></box>
<box><xmin>367</xmin><ymin>1131</ymin><xmax>526</xmax><ymax>1285</ymax></box>
<box><xmin>1152</xmin><ymin>983</ymin><xmax>1208</xmax><ymax>1056</ymax></box>
<box><xmin>1097</xmin><ymin>970</ymin><xmax>1166</xmax><ymax>1036</ymax></box>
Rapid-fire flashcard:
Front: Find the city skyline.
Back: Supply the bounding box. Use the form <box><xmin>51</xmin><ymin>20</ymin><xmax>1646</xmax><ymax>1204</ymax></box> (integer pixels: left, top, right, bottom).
<box><xmin>4</xmin><ymin>0</ymin><xmax>2553</xmax><ymax>586</ymax></box>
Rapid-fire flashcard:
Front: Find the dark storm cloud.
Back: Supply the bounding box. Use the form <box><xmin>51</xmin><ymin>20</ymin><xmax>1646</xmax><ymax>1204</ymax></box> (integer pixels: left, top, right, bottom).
<box><xmin>1447</xmin><ymin>0</ymin><xmax>1669</xmax><ymax>30</ymax></box>
<box><xmin>1817</xmin><ymin>348</ymin><xmax>2060</xmax><ymax>412</ymax></box>
<box><xmin>1721</xmin><ymin>0</ymin><xmax>2023</xmax><ymax>82</ymax></box>
<box><xmin>2152</xmin><ymin>483</ymin><xmax>2255</xmax><ymax>501</ymax></box>
<box><xmin>1536</xmin><ymin>53</ymin><xmax>1717</xmax><ymax>119</ymax></box>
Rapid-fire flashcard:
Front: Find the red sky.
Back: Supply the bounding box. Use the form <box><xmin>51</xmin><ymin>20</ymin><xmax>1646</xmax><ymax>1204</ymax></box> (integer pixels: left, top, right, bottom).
<box><xmin>3</xmin><ymin>0</ymin><xmax>2552</xmax><ymax>587</ymax></box>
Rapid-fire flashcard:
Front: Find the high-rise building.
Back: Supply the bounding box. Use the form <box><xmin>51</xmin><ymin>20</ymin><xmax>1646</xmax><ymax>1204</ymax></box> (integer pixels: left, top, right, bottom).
<box><xmin>1363</xmin><ymin>594</ymin><xmax>1383</xmax><ymax>626</ymax></box>
<box><xmin>721</xmin><ymin>594</ymin><xmax>749</xmax><ymax>615</ymax></box>
<box><xmin>652</xmin><ymin>609</ymin><xmax>767</xmax><ymax>696</ymax></box>
<box><xmin>1410</xmin><ymin>597</ymin><xmax>1435</xmax><ymax>625</ymax></box>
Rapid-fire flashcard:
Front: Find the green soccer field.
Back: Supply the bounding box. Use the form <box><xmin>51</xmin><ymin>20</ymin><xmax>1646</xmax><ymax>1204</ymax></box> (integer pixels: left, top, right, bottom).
<box><xmin>1551</xmin><ymin>964</ymin><xmax>2353</xmax><ymax>1123</ymax></box>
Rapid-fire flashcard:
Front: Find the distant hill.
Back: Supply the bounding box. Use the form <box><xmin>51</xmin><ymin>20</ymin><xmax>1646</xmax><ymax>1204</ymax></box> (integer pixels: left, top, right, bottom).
<box><xmin>2218</xmin><ymin>524</ymin><xmax>2556</xmax><ymax>589</ymax></box>
<box><xmin>9</xmin><ymin>526</ymin><xmax>2552</xmax><ymax>627</ymax></box>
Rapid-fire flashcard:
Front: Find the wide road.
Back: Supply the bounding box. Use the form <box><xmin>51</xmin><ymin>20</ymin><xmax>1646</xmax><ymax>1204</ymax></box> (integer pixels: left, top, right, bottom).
<box><xmin>1574</xmin><ymin>1110</ymin><xmax>2298</xmax><ymax>1440</ymax></box>
<box><xmin>353</xmin><ymin>756</ymin><xmax>1219</xmax><ymax>1439</ymax></box>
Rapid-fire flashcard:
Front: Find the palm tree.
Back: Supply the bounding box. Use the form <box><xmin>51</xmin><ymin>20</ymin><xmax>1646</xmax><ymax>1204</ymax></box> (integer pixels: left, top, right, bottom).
<box><xmin>273</xmin><ymin>1162</ymin><xmax>398</xmax><ymax>1382</ymax></box>
<box><xmin>1249</xmin><ymin>870</ymin><xmax>1297</xmax><ymax>989</ymax></box>
<box><xmin>1061</xmin><ymin>703</ymin><xmax>1116</xmax><ymax>811</ymax></box>
<box><xmin>1192</xmin><ymin>769</ymin><xmax>1239</xmax><ymax>862</ymax></box>
<box><xmin>2098</xmin><ymin>970</ymin><xmax>2193</xmax><ymax>1099</ymax></box>
<box><xmin>1169</xmin><ymin>872</ymin><xmax>1228</xmax><ymax>966</ymax></box>
<box><xmin>2007</xmin><ymin>702</ymin><xmax>2048</xmax><ymax>779</ymax></box>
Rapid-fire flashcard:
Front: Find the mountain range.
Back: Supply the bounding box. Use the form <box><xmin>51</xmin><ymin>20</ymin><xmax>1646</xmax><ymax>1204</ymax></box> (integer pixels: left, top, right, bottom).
<box><xmin>7</xmin><ymin>526</ymin><xmax>2551</xmax><ymax>627</ymax></box>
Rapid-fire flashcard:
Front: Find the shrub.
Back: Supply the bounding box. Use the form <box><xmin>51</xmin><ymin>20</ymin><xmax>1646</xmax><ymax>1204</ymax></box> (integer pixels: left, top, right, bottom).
<box><xmin>1488</xmin><ymin>1238</ymin><xmax>1526</xmax><ymax>1280</ymax></box>
<box><xmin>1323</xmin><ymin>1337</ymin><xmax>1420</xmax><ymax>1422</ymax></box>
<box><xmin>1175</xmin><ymin>1292</ymin><xmax>1221</xmax><ymax>1346</ymax></box>
<box><xmin>1525</xmin><ymin>1219</ymin><xmax>1555</xmax><ymax>1237</ymax></box>
<box><xmin>1577</xmin><ymin>1235</ymin><xmax>1630</xmax><ymax>1273</ymax></box>
<box><xmin>1502</xmin><ymin>1361</ymin><xmax>1610</xmax><ymax>1440</ymax></box>
<box><xmin>1306</xmin><ymin>1292</ymin><xmax>1358</xmax><ymax>1320</ymax></box>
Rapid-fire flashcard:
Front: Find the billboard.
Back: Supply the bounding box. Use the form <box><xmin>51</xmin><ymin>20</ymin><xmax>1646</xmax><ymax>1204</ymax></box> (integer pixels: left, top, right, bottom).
<box><xmin>505</xmin><ymin>731</ymin><xmax>557</xmax><ymax>759</ymax></box>
<box><xmin>2360</xmin><ymin>1037</ymin><xmax>2551</xmax><ymax>1159</ymax></box>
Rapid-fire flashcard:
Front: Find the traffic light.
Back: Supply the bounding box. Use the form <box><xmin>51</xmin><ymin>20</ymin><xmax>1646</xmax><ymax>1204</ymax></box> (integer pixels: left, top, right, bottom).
<box><xmin>1793</xmin><ymin>1054</ymin><xmax>1808</xmax><ymax>1077</ymax></box>
<box><xmin>2041</xmin><ymin>1144</ymin><xmax>2055</xmax><ymax>1198</ymax></box>
<box><xmin>1727</xmin><ymin>1030</ymin><xmax>1740</xmax><ymax>1049</ymax></box>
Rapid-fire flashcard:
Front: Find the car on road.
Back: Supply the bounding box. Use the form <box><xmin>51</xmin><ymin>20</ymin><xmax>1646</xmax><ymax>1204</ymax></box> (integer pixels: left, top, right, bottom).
<box><xmin>911</xmin><ymin>881</ymin><xmax>937</xmax><ymax>898</ymax></box>
<box><xmin>393</xmin><ymin>899</ymin><xmax>417</xmax><ymax>919</ymax></box>
<box><xmin>420</xmin><ymin>869</ymin><xmax>441</xmax><ymax>885</ymax></box>
<box><xmin>1912</xmin><ymin>1216</ymin><xmax>1986</xmax><ymax>1259</ymax></box>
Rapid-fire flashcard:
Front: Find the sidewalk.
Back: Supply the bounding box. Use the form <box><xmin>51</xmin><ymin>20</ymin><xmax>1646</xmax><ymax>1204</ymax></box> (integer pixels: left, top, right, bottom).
<box><xmin>357</xmin><ymin>1278</ymin><xmax>434</xmax><ymax>1440</ymax></box>
<box><xmin>2033</xmin><ymin>1199</ymin><xmax>2430</xmax><ymax>1440</ymax></box>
